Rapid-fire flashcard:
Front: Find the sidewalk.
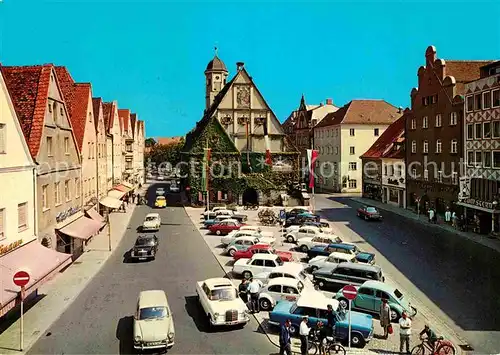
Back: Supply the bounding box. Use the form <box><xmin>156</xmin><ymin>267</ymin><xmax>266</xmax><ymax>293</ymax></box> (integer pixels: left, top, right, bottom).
<box><xmin>349</xmin><ymin>196</ymin><xmax>500</xmax><ymax>254</ymax></box>
<box><xmin>0</xmin><ymin>184</ymin><xmax>148</xmax><ymax>354</ymax></box>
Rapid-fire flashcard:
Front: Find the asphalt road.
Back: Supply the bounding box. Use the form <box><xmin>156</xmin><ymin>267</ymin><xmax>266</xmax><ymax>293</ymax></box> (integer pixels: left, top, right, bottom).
<box><xmin>28</xmin><ymin>183</ymin><xmax>276</xmax><ymax>355</ymax></box>
<box><xmin>316</xmin><ymin>195</ymin><xmax>500</xmax><ymax>354</ymax></box>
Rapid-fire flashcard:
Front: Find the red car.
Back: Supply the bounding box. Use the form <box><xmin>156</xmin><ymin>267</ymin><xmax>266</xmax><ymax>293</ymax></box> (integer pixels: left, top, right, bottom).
<box><xmin>208</xmin><ymin>220</ymin><xmax>245</xmax><ymax>235</ymax></box>
<box><xmin>233</xmin><ymin>244</ymin><xmax>294</xmax><ymax>261</ymax></box>
<box><xmin>357</xmin><ymin>206</ymin><xmax>383</xmax><ymax>221</ymax></box>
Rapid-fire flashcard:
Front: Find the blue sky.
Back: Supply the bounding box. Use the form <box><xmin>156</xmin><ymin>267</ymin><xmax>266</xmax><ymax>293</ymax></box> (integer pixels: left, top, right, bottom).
<box><xmin>1</xmin><ymin>1</ymin><xmax>499</xmax><ymax>138</ymax></box>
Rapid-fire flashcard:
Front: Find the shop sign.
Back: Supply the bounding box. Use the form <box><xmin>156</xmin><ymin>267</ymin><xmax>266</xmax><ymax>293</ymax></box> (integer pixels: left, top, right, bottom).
<box><xmin>56</xmin><ymin>206</ymin><xmax>81</xmax><ymax>223</ymax></box>
<box><xmin>387</xmin><ymin>178</ymin><xmax>400</xmax><ymax>186</ymax></box>
<box><xmin>463</xmin><ymin>198</ymin><xmax>494</xmax><ymax>210</ymax></box>
<box><xmin>0</xmin><ymin>239</ymin><xmax>23</xmax><ymax>257</ymax></box>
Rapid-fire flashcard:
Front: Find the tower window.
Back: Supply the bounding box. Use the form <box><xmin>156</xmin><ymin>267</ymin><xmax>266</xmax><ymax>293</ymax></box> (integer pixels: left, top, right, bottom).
<box><xmin>215</xmin><ymin>76</ymin><xmax>220</xmax><ymax>80</ymax></box>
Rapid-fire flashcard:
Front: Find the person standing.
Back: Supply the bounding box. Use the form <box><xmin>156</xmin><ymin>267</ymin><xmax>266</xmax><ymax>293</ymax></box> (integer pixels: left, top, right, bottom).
<box><xmin>379</xmin><ymin>298</ymin><xmax>391</xmax><ymax>339</ymax></box>
<box><xmin>316</xmin><ymin>320</ymin><xmax>328</xmax><ymax>355</ymax></box>
<box><xmin>399</xmin><ymin>311</ymin><xmax>412</xmax><ymax>354</ymax></box>
<box><xmin>279</xmin><ymin>319</ymin><xmax>292</xmax><ymax>355</ymax></box>
<box><xmin>428</xmin><ymin>208</ymin><xmax>434</xmax><ymax>223</ymax></box>
<box><xmin>326</xmin><ymin>304</ymin><xmax>335</xmax><ymax>336</ymax></box>
<box><xmin>299</xmin><ymin>316</ymin><xmax>310</xmax><ymax>355</ymax></box>
<box><xmin>445</xmin><ymin>207</ymin><xmax>451</xmax><ymax>224</ymax></box>
<box><xmin>247</xmin><ymin>278</ymin><xmax>261</xmax><ymax>313</ymax></box>
<box><xmin>451</xmin><ymin>211</ymin><xmax>457</xmax><ymax>229</ymax></box>
<box><xmin>238</xmin><ymin>279</ymin><xmax>249</xmax><ymax>304</ymax></box>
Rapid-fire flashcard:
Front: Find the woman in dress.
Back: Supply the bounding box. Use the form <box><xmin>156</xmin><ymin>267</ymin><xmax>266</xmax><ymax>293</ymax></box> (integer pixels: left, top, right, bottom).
<box><xmin>379</xmin><ymin>298</ymin><xmax>391</xmax><ymax>339</ymax></box>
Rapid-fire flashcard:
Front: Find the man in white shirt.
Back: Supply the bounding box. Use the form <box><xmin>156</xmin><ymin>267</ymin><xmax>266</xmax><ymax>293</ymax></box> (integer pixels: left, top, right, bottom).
<box><xmin>247</xmin><ymin>278</ymin><xmax>262</xmax><ymax>313</ymax></box>
<box><xmin>399</xmin><ymin>311</ymin><xmax>412</xmax><ymax>354</ymax></box>
<box><xmin>299</xmin><ymin>316</ymin><xmax>310</xmax><ymax>355</ymax></box>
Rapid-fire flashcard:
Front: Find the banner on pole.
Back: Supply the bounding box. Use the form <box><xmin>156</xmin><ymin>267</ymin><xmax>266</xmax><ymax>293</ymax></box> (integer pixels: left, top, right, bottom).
<box><xmin>306</xmin><ymin>149</ymin><xmax>319</xmax><ymax>188</ymax></box>
<box><xmin>201</xmin><ymin>148</ymin><xmax>211</xmax><ymax>192</ymax></box>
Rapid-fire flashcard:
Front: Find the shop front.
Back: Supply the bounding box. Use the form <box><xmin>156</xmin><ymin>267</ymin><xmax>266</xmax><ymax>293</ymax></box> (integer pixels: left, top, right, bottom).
<box><xmin>362</xmin><ymin>179</ymin><xmax>382</xmax><ymax>201</ymax></box>
<box><xmin>0</xmin><ymin>239</ymin><xmax>72</xmax><ymax>317</ymax></box>
<box><xmin>382</xmin><ymin>177</ymin><xmax>406</xmax><ymax>208</ymax></box>
<box><xmin>457</xmin><ymin>198</ymin><xmax>500</xmax><ymax>234</ymax></box>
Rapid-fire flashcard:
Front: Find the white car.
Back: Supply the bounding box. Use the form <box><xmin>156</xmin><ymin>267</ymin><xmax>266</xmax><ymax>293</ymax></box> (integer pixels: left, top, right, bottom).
<box><xmin>232</xmin><ymin>254</ymin><xmax>285</xmax><ymax>279</ymax></box>
<box><xmin>232</xmin><ymin>225</ymin><xmax>274</xmax><ymax>238</ymax></box>
<box><xmin>253</xmin><ymin>263</ymin><xmax>314</xmax><ymax>289</ymax></box>
<box><xmin>308</xmin><ymin>252</ymin><xmax>357</xmax><ymax>272</ymax></box>
<box><xmin>142</xmin><ymin>213</ymin><xmax>161</xmax><ymax>231</ymax></box>
<box><xmin>296</xmin><ymin>235</ymin><xmax>342</xmax><ymax>253</ymax></box>
<box><xmin>202</xmin><ymin>206</ymin><xmax>227</xmax><ymax>217</ymax></box>
<box><xmin>196</xmin><ymin>278</ymin><xmax>250</xmax><ymax>327</ymax></box>
<box><xmin>221</xmin><ymin>231</ymin><xmax>276</xmax><ymax>246</ymax></box>
<box><xmin>156</xmin><ymin>187</ymin><xmax>165</xmax><ymax>195</ymax></box>
<box><xmin>285</xmin><ymin>226</ymin><xmax>336</xmax><ymax>244</ymax></box>
<box><xmin>157</xmin><ymin>175</ymin><xmax>165</xmax><ymax>181</ymax></box>
<box><xmin>225</xmin><ymin>237</ymin><xmax>267</xmax><ymax>256</ymax></box>
<box><xmin>133</xmin><ymin>290</ymin><xmax>175</xmax><ymax>351</ymax></box>
<box><xmin>258</xmin><ymin>277</ymin><xmax>310</xmax><ymax>311</ymax></box>
<box><xmin>169</xmin><ymin>184</ymin><xmax>179</xmax><ymax>193</ymax></box>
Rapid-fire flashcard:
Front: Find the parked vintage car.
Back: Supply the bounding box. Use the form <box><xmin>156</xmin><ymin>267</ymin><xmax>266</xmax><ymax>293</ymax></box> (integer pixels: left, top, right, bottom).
<box><xmin>253</xmin><ymin>263</ymin><xmax>314</xmax><ymax>289</ymax></box>
<box><xmin>196</xmin><ymin>278</ymin><xmax>250</xmax><ymax>327</ymax></box>
<box><xmin>231</xmin><ymin>225</ymin><xmax>274</xmax><ymax>238</ymax></box>
<box><xmin>357</xmin><ymin>206</ymin><xmax>383</xmax><ymax>221</ymax></box>
<box><xmin>204</xmin><ymin>209</ymin><xmax>248</xmax><ymax>223</ymax></box>
<box><xmin>268</xmin><ymin>291</ymin><xmax>374</xmax><ymax>347</ymax></box>
<box><xmin>296</xmin><ymin>234</ymin><xmax>343</xmax><ymax>253</ymax></box>
<box><xmin>313</xmin><ymin>263</ymin><xmax>384</xmax><ymax>291</ymax></box>
<box><xmin>232</xmin><ymin>254</ymin><xmax>285</xmax><ymax>279</ymax></box>
<box><xmin>233</xmin><ymin>244</ymin><xmax>294</xmax><ymax>262</ymax></box>
<box><xmin>285</xmin><ymin>208</ymin><xmax>310</xmax><ymax>219</ymax></box>
<box><xmin>203</xmin><ymin>215</ymin><xmax>235</xmax><ymax>228</ymax></box>
<box><xmin>225</xmin><ymin>237</ymin><xmax>268</xmax><ymax>256</ymax></box>
<box><xmin>307</xmin><ymin>243</ymin><xmax>375</xmax><ymax>264</ymax></box>
<box><xmin>155</xmin><ymin>187</ymin><xmax>165</xmax><ymax>195</ymax></box>
<box><xmin>209</xmin><ymin>219</ymin><xmax>245</xmax><ymax>235</ymax></box>
<box><xmin>142</xmin><ymin>213</ymin><xmax>161</xmax><ymax>231</ymax></box>
<box><xmin>202</xmin><ymin>206</ymin><xmax>227</xmax><ymax>217</ymax></box>
<box><xmin>284</xmin><ymin>215</ymin><xmax>320</xmax><ymax>228</ymax></box>
<box><xmin>335</xmin><ymin>280</ymin><xmax>417</xmax><ymax>321</ymax></box>
<box><xmin>283</xmin><ymin>221</ymin><xmax>332</xmax><ymax>236</ymax></box>
<box><xmin>155</xmin><ymin>196</ymin><xmax>167</xmax><ymax>208</ymax></box>
<box><xmin>133</xmin><ymin>290</ymin><xmax>175</xmax><ymax>351</ymax></box>
<box><xmin>222</xmin><ymin>230</ymin><xmax>276</xmax><ymax>246</ymax></box>
<box><xmin>308</xmin><ymin>252</ymin><xmax>357</xmax><ymax>272</ymax></box>
<box><xmin>258</xmin><ymin>277</ymin><xmax>314</xmax><ymax>311</ymax></box>
<box><xmin>285</xmin><ymin>225</ymin><xmax>338</xmax><ymax>244</ymax></box>
<box><xmin>130</xmin><ymin>235</ymin><xmax>159</xmax><ymax>261</ymax></box>
<box><xmin>169</xmin><ymin>183</ymin><xmax>179</xmax><ymax>193</ymax></box>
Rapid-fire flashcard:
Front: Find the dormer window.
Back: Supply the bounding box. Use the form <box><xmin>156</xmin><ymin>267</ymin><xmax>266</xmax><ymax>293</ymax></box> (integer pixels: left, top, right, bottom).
<box><xmin>89</xmin><ymin>113</ymin><xmax>92</xmax><ymax>123</ymax></box>
<box><xmin>60</xmin><ymin>107</ymin><xmax>64</xmax><ymax>116</ymax></box>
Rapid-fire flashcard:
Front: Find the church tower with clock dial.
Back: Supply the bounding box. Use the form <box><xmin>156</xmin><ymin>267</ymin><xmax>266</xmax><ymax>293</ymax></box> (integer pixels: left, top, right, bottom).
<box><xmin>205</xmin><ymin>49</ymin><xmax>228</xmax><ymax>110</ymax></box>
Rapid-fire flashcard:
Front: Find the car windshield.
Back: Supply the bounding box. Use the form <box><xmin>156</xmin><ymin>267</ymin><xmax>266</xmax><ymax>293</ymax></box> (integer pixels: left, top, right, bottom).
<box><xmin>296</xmin><ymin>281</ymin><xmax>304</xmax><ymax>293</ymax></box>
<box><xmin>139</xmin><ymin>306</ymin><xmax>168</xmax><ymax>320</ymax></box>
<box><xmin>210</xmin><ymin>288</ymin><xmax>237</xmax><ymax>301</ymax></box>
<box><xmin>366</xmin><ymin>207</ymin><xmax>377</xmax><ymax>213</ymax></box>
<box><xmin>320</xmin><ymin>222</ymin><xmax>329</xmax><ymax>228</ymax></box>
<box><xmin>136</xmin><ymin>238</ymin><xmax>155</xmax><ymax>246</ymax></box>
<box><xmin>298</xmin><ymin>271</ymin><xmax>308</xmax><ymax>281</ymax></box>
<box><xmin>145</xmin><ymin>216</ymin><xmax>157</xmax><ymax>221</ymax></box>
<box><xmin>157</xmin><ymin>188</ymin><xmax>164</xmax><ymax>192</ymax></box>
<box><xmin>156</xmin><ymin>197</ymin><xmax>165</xmax><ymax>201</ymax></box>
<box><xmin>394</xmin><ymin>289</ymin><xmax>403</xmax><ymax>299</ymax></box>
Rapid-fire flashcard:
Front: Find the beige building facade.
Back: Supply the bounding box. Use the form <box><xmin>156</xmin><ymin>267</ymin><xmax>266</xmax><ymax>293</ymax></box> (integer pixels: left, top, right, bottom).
<box><xmin>93</xmin><ymin>98</ymin><xmax>108</xmax><ymax>199</ymax></box>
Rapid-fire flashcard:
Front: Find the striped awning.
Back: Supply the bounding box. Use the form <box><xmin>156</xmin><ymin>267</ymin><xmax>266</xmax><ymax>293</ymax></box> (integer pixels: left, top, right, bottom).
<box><xmin>108</xmin><ymin>189</ymin><xmax>126</xmax><ymax>199</ymax></box>
<box><xmin>100</xmin><ymin>196</ymin><xmax>123</xmax><ymax>209</ymax></box>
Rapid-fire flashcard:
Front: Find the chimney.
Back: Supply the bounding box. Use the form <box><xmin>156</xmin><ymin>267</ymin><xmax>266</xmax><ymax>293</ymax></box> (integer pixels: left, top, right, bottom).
<box><xmin>398</xmin><ymin>106</ymin><xmax>403</xmax><ymax>113</ymax></box>
<box><xmin>236</xmin><ymin>62</ymin><xmax>245</xmax><ymax>71</ymax></box>
<box><xmin>326</xmin><ymin>98</ymin><xmax>333</xmax><ymax>105</ymax></box>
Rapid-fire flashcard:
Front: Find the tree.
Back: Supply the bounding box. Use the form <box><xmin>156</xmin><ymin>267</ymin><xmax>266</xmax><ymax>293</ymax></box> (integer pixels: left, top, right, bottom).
<box><xmin>145</xmin><ymin>137</ymin><xmax>157</xmax><ymax>148</ymax></box>
<box><xmin>146</xmin><ymin>140</ymin><xmax>184</xmax><ymax>168</ymax></box>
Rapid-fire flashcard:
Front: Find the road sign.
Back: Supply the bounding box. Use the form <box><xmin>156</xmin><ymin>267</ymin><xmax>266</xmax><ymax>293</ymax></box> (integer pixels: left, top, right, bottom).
<box><xmin>279</xmin><ymin>209</ymin><xmax>286</xmax><ymax>220</ymax></box>
<box><xmin>13</xmin><ymin>271</ymin><xmax>30</xmax><ymax>287</ymax></box>
<box><xmin>342</xmin><ymin>285</ymin><xmax>357</xmax><ymax>300</ymax></box>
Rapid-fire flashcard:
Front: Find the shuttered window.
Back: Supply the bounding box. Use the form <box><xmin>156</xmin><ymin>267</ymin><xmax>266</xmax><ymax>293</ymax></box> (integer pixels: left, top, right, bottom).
<box><xmin>0</xmin><ymin>123</ymin><xmax>6</xmax><ymax>153</ymax></box>
<box><xmin>0</xmin><ymin>208</ymin><xmax>5</xmax><ymax>239</ymax></box>
<box><xmin>18</xmin><ymin>203</ymin><xmax>28</xmax><ymax>231</ymax></box>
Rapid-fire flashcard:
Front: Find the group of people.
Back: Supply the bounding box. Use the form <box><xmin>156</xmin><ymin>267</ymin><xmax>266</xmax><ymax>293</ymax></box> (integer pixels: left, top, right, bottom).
<box><xmin>238</xmin><ymin>278</ymin><xmax>263</xmax><ymax>313</ymax></box>
<box><xmin>380</xmin><ymin>298</ymin><xmax>438</xmax><ymax>354</ymax></box>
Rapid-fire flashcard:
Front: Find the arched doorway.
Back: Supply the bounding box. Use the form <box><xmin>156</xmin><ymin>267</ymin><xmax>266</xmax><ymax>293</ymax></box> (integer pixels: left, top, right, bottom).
<box><xmin>242</xmin><ymin>187</ymin><xmax>259</xmax><ymax>205</ymax></box>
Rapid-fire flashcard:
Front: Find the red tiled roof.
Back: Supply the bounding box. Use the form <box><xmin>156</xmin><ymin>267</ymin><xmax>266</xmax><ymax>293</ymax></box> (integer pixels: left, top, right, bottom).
<box><xmin>130</xmin><ymin>113</ymin><xmax>137</xmax><ymax>137</ymax></box>
<box><xmin>70</xmin><ymin>83</ymin><xmax>91</xmax><ymax>151</ymax></box>
<box><xmin>315</xmin><ymin>100</ymin><xmax>401</xmax><ymax>128</ymax></box>
<box><xmin>157</xmin><ymin>136</ymin><xmax>182</xmax><ymax>145</ymax></box>
<box><xmin>118</xmin><ymin>109</ymin><xmax>130</xmax><ymax>133</ymax></box>
<box><xmin>1</xmin><ymin>64</ymin><xmax>52</xmax><ymax>157</ymax></box>
<box><xmin>361</xmin><ymin>113</ymin><xmax>406</xmax><ymax>159</ymax></box>
<box><xmin>54</xmin><ymin>67</ymin><xmax>76</xmax><ymax>118</ymax></box>
<box><xmin>444</xmin><ymin>60</ymin><xmax>493</xmax><ymax>83</ymax></box>
<box><xmin>92</xmin><ymin>97</ymin><xmax>102</xmax><ymax>131</ymax></box>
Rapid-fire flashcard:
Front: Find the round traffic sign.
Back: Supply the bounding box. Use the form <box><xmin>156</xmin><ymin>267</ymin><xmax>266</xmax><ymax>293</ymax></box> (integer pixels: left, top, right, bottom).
<box><xmin>13</xmin><ymin>270</ymin><xmax>30</xmax><ymax>287</ymax></box>
<box><xmin>341</xmin><ymin>285</ymin><xmax>358</xmax><ymax>300</ymax></box>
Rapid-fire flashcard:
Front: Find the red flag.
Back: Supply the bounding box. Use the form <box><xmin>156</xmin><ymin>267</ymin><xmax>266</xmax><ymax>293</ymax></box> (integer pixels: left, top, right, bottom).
<box><xmin>307</xmin><ymin>149</ymin><xmax>319</xmax><ymax>188</ymax></box>
<box><xmin>263</xmin><ymin>118</ymin><xmax>272</xmax><ymax>166</ymax></box>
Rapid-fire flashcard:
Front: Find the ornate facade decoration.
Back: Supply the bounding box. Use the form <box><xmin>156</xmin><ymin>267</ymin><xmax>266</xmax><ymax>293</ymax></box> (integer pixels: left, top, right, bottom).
<box><xmin>254</xmin><ymin>116</ymin><xmax>266</xmax><ymax>126</ymax></box>
<box><xmin>236</xmin><ymin>86</ymin><xmax>250</xmax><ymax>108</ymax></box>
<box><xmin>237</xmin><ymin>114</ymin><xmax>249</xmax><ymax>126</ymax></box>
<box><xmin>220</xmin><ymin>113</ymin><xmax>233</xmax><ymax>126</ymax></box>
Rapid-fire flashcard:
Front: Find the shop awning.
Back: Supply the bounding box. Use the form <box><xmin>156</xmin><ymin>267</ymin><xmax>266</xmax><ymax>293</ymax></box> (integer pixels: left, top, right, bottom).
<box><xmin>0</xmin><ymin>240</ymin><xmax>72</xmax><ymax>317</ymax></box>
<box><xmin>113</xmin><ymin>184</ymin><xmax>131</xmax><ymax>193</ymax></box>
<box><xmin>99</xmin><ymin>196</ymin><xmax>123</xmax><ymax>209</ymax></box>
<box><xmin>121</xmin><ymin>181</ymin><xmax>134</xmax><ymax>189</ymax></box>
<box><xmin>86</xmin><ymin>208</ymin><xmax>106</xmax><ymax>227</ymax></box>
<box><xmin>57</xmin><ymin>217</ymin><xmax>102</xmax><ymax>240</ymax></box>
<box><xmin>108</xmin><ymin>189</ymin><xmax>126</xmax><ymax>199</ymax></box>
<box><xmin>456</xmin><ymin>201</ymin><xmax>500</xmax><ymax>214</ymax></box>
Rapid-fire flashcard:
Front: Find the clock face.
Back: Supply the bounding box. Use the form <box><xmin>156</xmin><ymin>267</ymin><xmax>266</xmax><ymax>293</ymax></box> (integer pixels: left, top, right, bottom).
<box><xmin>215</xmin><ymin>75</ymin><xmax>220</xmax><ymax>80</ymax></box>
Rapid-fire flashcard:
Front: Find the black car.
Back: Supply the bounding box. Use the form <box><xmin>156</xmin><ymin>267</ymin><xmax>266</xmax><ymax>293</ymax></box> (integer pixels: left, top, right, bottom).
<box><xmin>285</xmin><ymin>208</ymin><xmax>309</xmax><ymax>219</ymax></box>
<box><xmin>130</xmin><ymin>235</ymin><xmax>159</xmax><ymax>261</ymax></box>
<box><xmin>312</xmin><ymin>263</ymin><xmax>384</xmax><ymax>290</ymax></box>
<box><xmin>307</xmin><ymin>243</ymin><xmax>375</xmax><ymax>264</ymax></box>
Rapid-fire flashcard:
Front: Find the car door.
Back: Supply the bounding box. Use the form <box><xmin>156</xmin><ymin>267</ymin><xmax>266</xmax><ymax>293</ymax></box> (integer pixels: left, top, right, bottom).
<box><xmin>297</xmin><ymin>228</ymin><xmax>309</xmax><ymax>239</ymax></box>
<box><xmin>266</xmin><ymin>284</ymin><xmax>283</xmax><ymax>302</ymax></box>
<box><xmin>233</xmin><ymin>239</ymin><xmax>245</xmax><ymax>250</ymax></box>
<box><xmin>264</xmin><ymin>259</ymin><xmax>277</xmax><ymax>273</ymax></box>
<box><xmin>243</xmin><ymin>239</ymin><xmax>254</xmax><ymax>250</ymax></box>
<box><xmin>374</xmin><ymin>290</ymin><xmax>392</xmax><ymax>312</ymax></box>
<box><xmin>251</xmin><ymin>259</ymin><xmax>265</xmax><ymax>273</ymax></box>
<box><xmin>355</xmin><ymin>287</ymin><xmax>376</xmax><ymax>311</ymax></box>
<box><xmin>330</xmin><ymin>267</ymin><xmax>350</xmax><ymax>288</ymax></box>
<box><xmin>282</xmin><ymin>285</ymin><xmax>300</xmax><ymax>303</ymax></box>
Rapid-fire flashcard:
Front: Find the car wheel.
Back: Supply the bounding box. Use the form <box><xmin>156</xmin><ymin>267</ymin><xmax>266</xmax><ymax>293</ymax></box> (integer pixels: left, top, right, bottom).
<box><xmin>390</xmin><ymin>309</ymin><xmax>400</xmax><ymax>322</ymax></box>
<box><xmin>300</xmin><ymin>245</ymin><xmax>309</xmax><ymax>253</ymax></box>
<box><xmin>259</xmin><ymin>298</ymin><xmax>272</xmax><ymax>311</ymax></box>
<box><xmin>215</xmin><ymin>230</ymin><xmax>222</xmax><ymax>235</ymax></box>
<box><xmin>318</xmin><ymin>280</ymin><xmax>325</xmax><ymax>288</ymax></box>
<box><xmin>338</xmin><ymin>298</ymin><xmax>348</xmax><ymax>310</ymax></box>
<box><xmin>350</xmin><ymin>332</ymin><xmax>365</xmax><ymax>348</ymax></box>
<box><xmin>242</xmin><ymin>271</ymin><xmax>252</xmax><ymax>279</ymax></box>
<box><xmin>228</xmin><ymin>249</ymin><xmax>236</xmax><ymax>257</ymax></box>
<box><xmin>288</xmin><ymin>324</ymin><xmax>298</xmax><ymax>336</ymax></box>
<box><xmin>286</xmin><ymin>235</ymin><xmax>295</xmax><ymax>243</ymax></box>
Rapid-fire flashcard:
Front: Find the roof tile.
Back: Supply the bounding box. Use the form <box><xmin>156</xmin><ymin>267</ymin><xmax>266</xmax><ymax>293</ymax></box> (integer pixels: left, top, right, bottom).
<box><xmin>361</xmin><ymin>113</ymin><xmax>407</xmax><ymax>159</ymax></box>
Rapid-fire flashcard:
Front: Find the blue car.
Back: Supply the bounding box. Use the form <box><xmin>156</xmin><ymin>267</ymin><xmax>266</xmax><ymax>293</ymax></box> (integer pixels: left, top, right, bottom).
<box><xmin>268</xmin><ymin>291</ymin><xmax>373</xmax><ymax>348</ymax></box>
<box><xmin>307</xmin><ymin>243</ymin><xmax>375</xmax><ymax>264</ymax></box>
<box><xmin>203</xmin><ymin>216</ymin><xmax>234</xmax><ymax>228</ymax></box>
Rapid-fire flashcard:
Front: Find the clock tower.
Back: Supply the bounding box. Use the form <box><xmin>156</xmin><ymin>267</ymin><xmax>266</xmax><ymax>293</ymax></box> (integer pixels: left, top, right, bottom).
<box><xmin>205</xmin><ymin>49</ymin><xmax>228</xmax><ymax>110</ymax></box>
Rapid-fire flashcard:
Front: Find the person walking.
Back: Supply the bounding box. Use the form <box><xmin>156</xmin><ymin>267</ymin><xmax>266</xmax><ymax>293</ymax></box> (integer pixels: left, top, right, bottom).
<box><xmin>316</xmin><ymin>320</ymin><xmax>328</xmax><ymax>355</ymax></box>
<box><xmin>451</xmin><ymin>211</ymin><xmax>457</xmax><ymax>229</ymax></box>
<box><xmin>238</xmin><ymin>279</ymin><xmax>249</xmax><ymax>304</ymax></box>
<box><xmin>399</xmin><ymin>311</ymin><xmax>412</xmax><ymax>354</ymax></box>
<box><xmin>299</xmin><ymin>316</ymin><xmax>310</xmax><ymax>355</ymax></box>
<box><xmin>379</xmin><ymin>298</ymin><xmax>391</xmax><ymax>339</ymax></box>
<box><xmin>445</xmin><ymin>207</ymin><xmax>451</xmax><ymax>224</ymax></box>
<box><xmin>428</xmin><ymin>208</ymin><xmax>434</xmax><ymax>223</ymax></box>
<box><xmin>247</xmin><ymin>278</ymin><xmax>262</xmax><ymax>313</ymax></box>
<box><xmin>326</xmin><ymin>304</ymin><xmax>335</xmax><ymax>336</ymax></box>
<box><xmin>279</xmin><ymin>319</ymin><xmax>292</xmax><ymax>355</ymax></box>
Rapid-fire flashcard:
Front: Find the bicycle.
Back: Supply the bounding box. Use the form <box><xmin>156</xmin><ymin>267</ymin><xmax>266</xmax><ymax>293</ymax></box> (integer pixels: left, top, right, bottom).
<box><xmin>307</xmin><ymin>329</ymin><xmax>346</xmax><ymax>355</ymax></box>
<box><xmin>243</xmin><ymin>204</ymin><xmax>259</xmax><ymax>210</ymax></box>
<box><xmin>411</xmin><ymin>336</ymin><xmax>456</xmax><ymax>355</ymax></box>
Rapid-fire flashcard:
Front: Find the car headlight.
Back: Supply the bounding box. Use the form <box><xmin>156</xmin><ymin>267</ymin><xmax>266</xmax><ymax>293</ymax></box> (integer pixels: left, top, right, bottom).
<box><xmin>168</xmin><ymin>332</ymin><xmax>174</xmax><ymax>340</ymax></box>
<box><xmin>134</xmin><ymin>335</ymin><xmax>141</xmax><ymax>342</ymax></box>
<box><xmin>213</xmin><ymin>312</ymin><xmax>219</xmax><ymax>318</ymax></box>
